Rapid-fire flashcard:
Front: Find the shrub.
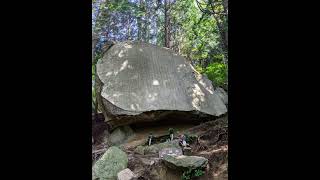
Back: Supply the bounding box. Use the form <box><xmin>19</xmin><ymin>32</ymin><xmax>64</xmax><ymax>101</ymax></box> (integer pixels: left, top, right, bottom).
<box><xmin>195</xmin><ymin>65</ymin><xmax>205</xmax><ymax>74</ymax></box>
<box><xmin>181</xmin><ymin>167</ymin><xmax>205</xmax><ymax>180</ymax></box>
<box><xmin>204</xmin><ymin>62</ymin><xmax>227</xmax><ymax>87</ymax></box>
<box><xmin>194</xmin><ymin>169</ymin><xmax>205</xmax><ymax>177</ymax></box>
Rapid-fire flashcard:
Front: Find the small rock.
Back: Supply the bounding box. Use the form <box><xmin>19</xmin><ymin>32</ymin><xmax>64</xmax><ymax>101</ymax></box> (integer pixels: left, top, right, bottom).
<box><xmin>163</xmin><ymin>155</ymin><xmax>208</xmax><ymax>171</ymax></box>
<box><xmin>109</xmin><ymin>126</ymin><xmax>134</xmax><ymax>145</ymax></box>
<box><xmin>150</xmin><ymin>160</ymin><xmax>155</xmax><ymax>166</ymax></box>
<box><xmin>117</xmin><ymin>168</ymin><xmax>136</xmax><ymax>180</ymax></box>
<box><xmin>144</xmin><ymin>140</ymin><xmax>181</xmax><ymax>155</ymax></box>
<box><xmin>139</xmin><ymin>157</ymin><xmax>158</xmax><ymax>166</ymax></box>
<box><xmin>159</xmin><ymin>147</ymin><xmax>183</xmax><ymax>158</ymax></box>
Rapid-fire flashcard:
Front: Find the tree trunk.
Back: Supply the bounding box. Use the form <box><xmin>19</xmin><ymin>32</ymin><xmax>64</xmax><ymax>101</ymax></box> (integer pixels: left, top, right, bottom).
<box><xmin>144</xmin><ymin>1</ymin><xmax>150</xmax><ymax>42</ymax></box>
<box><xmin>137</xmin><ymin>0</ymin><xmax>143</xmax><ymax>41</ymax></box>
<box><xmin>92</xmin><ymin>34</ymin><xmax>98</xmax><ymax>116</ymax></box>
<box><xmin>127</xmin><ymin>14</ymin><xmax>131</xmax><ymax>40</ymax></box>
<box><xmin>206</xmin><ymin>0</ymin><xmax>228</xmax><ymax>64</ymax></box>
<box><xmin>215</xmin><ymin>19</ymin><xmax>228</xmax><ymax>56</ymax></box>
<box><xmin>164</xmin><ymin>0</ymin><xmax>170</xmax><ymax>48</ymax></box>
<box><xmin>222</xmin><ymin>0</ymin><xmax>228</xmax><ymax>51</ymax></box>
<box><xmin>92</xmin><ymin>34</ymin><xmax>98</xmax><ymax>63</ymax></box>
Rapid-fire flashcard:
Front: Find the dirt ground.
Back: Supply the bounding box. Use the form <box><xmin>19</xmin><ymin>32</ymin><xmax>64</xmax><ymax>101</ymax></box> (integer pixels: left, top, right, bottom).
<box><xmin>187</xmin><ymin>115</ymin><xmax>228</xmax><ymax>180</ymax></box>
<box><xmin>92</xmin><ymin>114</ymin><xmax>228</xmax><ymax>180</ymax></box>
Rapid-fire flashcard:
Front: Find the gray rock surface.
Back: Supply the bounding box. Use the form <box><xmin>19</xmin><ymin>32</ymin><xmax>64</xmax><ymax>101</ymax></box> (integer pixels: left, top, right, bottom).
<box><xmin>159</xmin><ymin>147</ymin><xmax>183</xmax><ymax>158</ymax></box>
<box><xmin>92</xmin><ymin>146</ymin><xmax>128</xmax><ymax>180</ymax></box>
<box><xmin>215</xmin><ymin>87</ymin><xmax>228</xmax><ymax>106</ymax></box>
<box><xmin>144</xmin><ymin>140</ymin><xmax>181</xmax><ymax>155</ymax></box>
<box><xmin>117</xmin><ymin>168</ymin><xmax>136</xmax><ymax>180</ymax></box>
<box><xmin>97</xmin><ymin>41</ymin><xmax>227</xmax><ymax>127</ymax></box>
<box><xmin>163</xmin><ymin>155</ymin><xmax>208</xmax><ymax>171</ymax></box>
<box><xmin>109</xmin><ymin>126</ymin><xmax>134</xmax><ymax>145</ymax></box>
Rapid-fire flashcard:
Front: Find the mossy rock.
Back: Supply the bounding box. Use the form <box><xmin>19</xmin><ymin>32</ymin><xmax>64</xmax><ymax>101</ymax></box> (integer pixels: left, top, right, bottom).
<box><xmin>92</xmin><ymin>146</ymin><xmax>128</xmax><ymax>180</ymax></box>
<box><xmin>163</xmin><ymin>155</ymin><xmax>208</xmax><ymax>171</ymax></box>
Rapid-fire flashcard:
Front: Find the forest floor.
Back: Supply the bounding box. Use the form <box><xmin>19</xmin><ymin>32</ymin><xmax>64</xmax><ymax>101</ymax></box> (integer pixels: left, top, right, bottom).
<box><xmin>92</xmin><ymin>114</ymin><xmax>228</xmax><ymax>180</ymax></box>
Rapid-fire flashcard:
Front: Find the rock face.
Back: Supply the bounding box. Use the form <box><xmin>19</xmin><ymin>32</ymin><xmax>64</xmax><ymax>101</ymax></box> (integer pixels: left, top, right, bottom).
<box><xmin>97</xmin><ymin>41</ymin><xmax>227</xmax><ymax>127</ymax></box>
<box><xmin>92</xmin><ymin>146</ymin><xmax>128</xmax><ymax>180</ymax></box>
<box><xmin>117</xmin><ymin>168</ymin><xmax>136</xmax><ymax>180</ymax></box>
<box><xmin>215</xmin><ymin>87</ymin><xmax>228</xmax><ymax>106</ymax></box>
<box><xmin>163</xmin><ymin>155</ymin><xmax>208</xmax><ymax>171</ymax></box>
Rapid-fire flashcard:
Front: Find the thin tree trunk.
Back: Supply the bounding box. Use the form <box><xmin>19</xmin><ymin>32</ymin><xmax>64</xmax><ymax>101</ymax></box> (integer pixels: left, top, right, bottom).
<box><xmin>209</xmin><ymin>0</ymin><xmax>228</xmax><ymax>63</ymax></box>
<box><xmin>164</xmin><ymin>0</ymin><xmax>170</xmax><ymax>48</ymax></box>
<box><xmin>92</xmin><ymin>34</ymin><xmax>98</xmax><ymax>116</ymax></box>
<box><xmin>168</xmin><ymin>0</ymin><xmax>173</xmax><ymax>48</ymax></box>
<box><xmin>92</xmin><ymin>34</ymin><xmax>98</xmax><ymax>63</ymax></box>
<box><xmin>127</xmin><ymin>14</ymin><xmax>131</xmax><ymax>40</ymax></box>
<box><xmin>145</xmin><ymin>1</ymin><xmax>150</xmax><ymax>42</ymax></box>
<box><xmin>222</xmin><ymin>0</ymin><xmax>228</xmax><ymax>51</ymax></box>
<box><xmin>214</xmin><ymin>17</ymin><xmax>228</xmax><ymax>64</ymax></box>
<box><xmin>137</xmin><ymin>0</ymin><xmax>143</xmax><ymax>41</ymax></box>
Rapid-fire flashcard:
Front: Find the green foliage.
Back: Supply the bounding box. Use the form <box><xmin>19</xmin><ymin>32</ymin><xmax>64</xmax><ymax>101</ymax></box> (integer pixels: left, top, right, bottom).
<box><xmin>212</xmin><ymin>54</ymin><xmax>224</xmax><ymax>63</ymax></box>
<box><xmin>194</xmin><ymin>168</ymin><xmax>205</xmax><ymax>177</ymax></box>
<box><xmin>92</xmin><ymin>0</ymin><xmax>227</xmax><ymax>67</ymax></box>
<box><xmin>195</xmin><ymin>65</ymin><xmax>205</xmax><ymax>74</ymax></box>
<box><xmin>181</xmin><ymin>167</ymin><xmax>205</xmax><ymax>180</ymax></box>
<box><xmin>195</xmin><ymin>61</ymin><xmax>227</xmax><ymax>87</ymax></box>
<box><xmin>204</xmin><ymin>62</ymin><xmax>227</xmax><ymax>87</ymax></box>
<box><xmin>182</xmin><ymin>168</ymin><xmax>192</xmax><ymax>180</ymax></box>
<box><xmin>171</xmin><ymin>0</ymin><xmax>222</xmax><ymax>64</ymax></box>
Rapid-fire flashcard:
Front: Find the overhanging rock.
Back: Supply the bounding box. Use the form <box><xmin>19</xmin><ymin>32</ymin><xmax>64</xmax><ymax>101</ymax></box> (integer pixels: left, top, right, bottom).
<box><xmin>97</xmin><ymin>41</ymin><xmax>227</xmax><ymax>128</ymax></box>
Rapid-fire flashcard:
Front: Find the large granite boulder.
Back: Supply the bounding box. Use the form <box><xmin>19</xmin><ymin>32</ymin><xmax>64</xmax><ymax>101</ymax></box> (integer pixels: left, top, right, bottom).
<box><xmin>92</xmin><ymin>146</ymin><xmax>128</xmax><ymax>180</ymax></box>
<box><xmin>97</xmin><ymin>41</ymin><xmax>227</xmax><ymax>128</ymax></box>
